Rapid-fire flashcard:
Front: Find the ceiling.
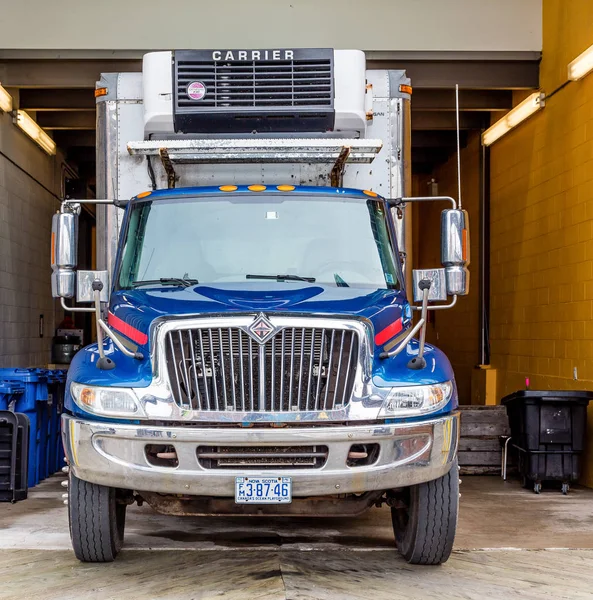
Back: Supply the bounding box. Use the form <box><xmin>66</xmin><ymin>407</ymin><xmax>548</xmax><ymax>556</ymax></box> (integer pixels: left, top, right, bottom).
<box><xmin>0</xmin><ymin>51</ymin><xmax>540</xmax><ymax>191</ymax></box>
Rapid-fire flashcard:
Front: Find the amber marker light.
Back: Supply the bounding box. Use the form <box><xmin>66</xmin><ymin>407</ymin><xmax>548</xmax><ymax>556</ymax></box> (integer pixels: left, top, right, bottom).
<box><xmin>462</xmin><ymin>229</ymin><xmax>468</xmax><ymax>261</ymax></box>
<box><xmin>79</xmin><ymin>387</ymin><xmax>95</xmax><ymax>407</ymax></box>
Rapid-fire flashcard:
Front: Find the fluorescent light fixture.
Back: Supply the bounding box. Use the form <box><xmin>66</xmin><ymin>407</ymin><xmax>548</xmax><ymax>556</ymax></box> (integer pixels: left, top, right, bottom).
<box><xmin>0</xmin><ymin>83</ymin><xmax>12</xmax><ymax>113</ymax></box>
<box><xmin>15</xmin><ymin>110</ymin><xmax>56</xmax><ymax>155</ymax></box>
<box><xmin>482</xmin><ymin>92</ymin><xmax>544</xmax><ymax>146</ymax></box>
<box><xmin>568</xmin><ymin>44</ymin><xmax>593</xmax><ymax>81</ymax></box>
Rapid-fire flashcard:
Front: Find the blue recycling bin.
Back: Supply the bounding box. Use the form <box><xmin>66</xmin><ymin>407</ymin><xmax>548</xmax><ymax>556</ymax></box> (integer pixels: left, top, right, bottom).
<box><xmin>46</xmin><ymin>370</ymin><xmax>67</xmax><ymax>476</ymax></box>
<box><xmin>56</xmin><ymin>371</ymin><xmax>67</xmax><ymax>473</ymax></box>
<box><xmin>0</xmin><ymin>380</ymin><xmax>24</xmax><ymax>410</ymax></box>
<box><xmin>38</xmin><ymin>397</ymin><xmax>50</xmax><ymax>482</ymax></box>
<box><xmin>0</xmin><ymin>369</ymin><xmax>49</xmax><ymax>487</ymax></box>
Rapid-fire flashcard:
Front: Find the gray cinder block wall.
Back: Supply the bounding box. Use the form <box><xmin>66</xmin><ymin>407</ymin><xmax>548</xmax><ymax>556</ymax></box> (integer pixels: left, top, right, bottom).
<box><xmin>0</xmin><ymin>102</ymin><xmax>63</xmax><ymax>367</ymax></box>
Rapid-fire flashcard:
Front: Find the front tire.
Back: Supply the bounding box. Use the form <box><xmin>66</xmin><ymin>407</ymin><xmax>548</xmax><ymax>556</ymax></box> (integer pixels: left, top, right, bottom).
<box><xmin>68</xmin><ymin>472</ymin><xmax>126</xmax><ymax>562</ymax></box>
<box><xmin>391</xmin><ymin>460</ymin><xmax>459</xmax><ymax>565</ymax></box>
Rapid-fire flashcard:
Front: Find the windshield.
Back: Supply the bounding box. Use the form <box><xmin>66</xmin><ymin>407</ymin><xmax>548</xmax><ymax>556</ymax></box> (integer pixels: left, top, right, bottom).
<box><xmin>116</xmin><ymin>194</ymin><xmax>401</xmax><ymax>290</ymax></box>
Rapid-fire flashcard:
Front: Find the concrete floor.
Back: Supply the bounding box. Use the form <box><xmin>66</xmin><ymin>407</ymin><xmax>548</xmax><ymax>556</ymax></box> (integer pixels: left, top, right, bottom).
<box><xmin>1</xmin><ymin>475</ymin><xmax>593</xmax><ymax>599</ymax></box>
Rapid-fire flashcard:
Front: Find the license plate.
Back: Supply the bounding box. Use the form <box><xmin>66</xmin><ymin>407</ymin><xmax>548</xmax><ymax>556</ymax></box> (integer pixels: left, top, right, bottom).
<box><xmin>235</xmin><ymin>477</ymin><xmax>292</xmax><ymax>504</ymax></box>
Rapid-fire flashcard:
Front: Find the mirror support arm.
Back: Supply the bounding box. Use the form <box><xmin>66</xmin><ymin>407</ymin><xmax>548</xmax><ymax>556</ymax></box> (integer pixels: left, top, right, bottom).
<box><xmin>418</xmin><ymin>287</ymin><xmax>430</xmax><ymax>358</ymax></box>
<box><xmin>391</xmin><ymin>196</ymin><xmax>457</xmax><ymax>209</ymax></box>
<box><xmin>412</xmin><ymin>295</ymin><xmax>458</xmax><ymax>311</ymax></box>
<box><xmin>97</xmin><ymin>320</ymin><xmax>144</xmax><ymax>360</ymax></box>
<box><xmin>92</xmin><ymin>280</ymin><xmax>144</xmax><ymax>367</ymax></box>
<box><xmin>407</xmin><ymin>280</ymin><xmax>431</xmax><ymax>370</ymax></box>
<box><xmin>60</xmin><ymin>297</ymin><xmax>94</xmax><ymax>313</ymax></box>
<box><xmin>94</xmin><ymin>286</ymin><xmax>106</xmax><ymax>361</ymax></box>
<box><xmin>379</xmin><ymin>318</ymin><xmax>425</xmax><ymax>360</ymax></box>
<box><xmin>379</xmin><ymin>279</ymin><xmax>433</xmax><ymax>369</ymax></box>
<box><xmin>60</xmin><ymin>284</ymin><xmax>144</xmax><ymax>364</ymax></box>
<box><xmin>92</xmin><ymin>281</ymin><xmax>115</xmax><ymax>370</ymax></box>
<box><xmin>61</xmin><ymin>198</ymin><xmax>126</xmax><ymax>208</ymax></box>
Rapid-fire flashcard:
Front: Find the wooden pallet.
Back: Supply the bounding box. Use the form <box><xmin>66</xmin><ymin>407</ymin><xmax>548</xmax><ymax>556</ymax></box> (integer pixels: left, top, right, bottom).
<box><xmin>458</xmin><ymin>406</ymin><xmax>513</xmax><ymax>475</ymax></box>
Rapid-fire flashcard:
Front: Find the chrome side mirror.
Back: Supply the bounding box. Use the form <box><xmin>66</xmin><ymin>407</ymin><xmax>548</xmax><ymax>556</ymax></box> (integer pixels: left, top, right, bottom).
<box><xmin>441</xmin><ymin>209</ymin><xmax>470</xmax><ymax>296</ymax></box>
<box><xmin>50</xmin><ymin>210</ymin><xmax>79</xmax><ymax>298</ymax></box>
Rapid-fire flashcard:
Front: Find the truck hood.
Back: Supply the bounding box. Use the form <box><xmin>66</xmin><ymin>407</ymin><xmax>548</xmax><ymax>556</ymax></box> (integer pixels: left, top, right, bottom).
<box><xmin>109</xmin><ymin>283</ymin><xmax>408</xmax><ymax>343</ymax></box>
<box><xmin>67</xmin><ymin>282</ymin><xmax>455</xmax><ymax>409</ymax></box>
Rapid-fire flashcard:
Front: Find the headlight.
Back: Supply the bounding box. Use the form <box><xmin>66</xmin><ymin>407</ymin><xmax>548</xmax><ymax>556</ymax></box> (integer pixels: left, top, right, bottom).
<box><xmin>378</xmin><ymin>381</ymin><xmax>454</xmax><ymax>417</ymax></box>
<box><xmin>71</xmin><ymin>382</ymin><xmax>144</xmax><ymax>417</ymax></box>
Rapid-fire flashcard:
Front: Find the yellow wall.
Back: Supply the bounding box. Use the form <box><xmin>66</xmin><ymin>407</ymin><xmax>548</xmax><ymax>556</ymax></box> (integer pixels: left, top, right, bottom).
<box><xmin>489</xmin><ymin>0</ymin><xmax>593</xmax><ymax>483</ymax></box>
<box><xmin>413</xmin><ymin>133</ymin><xmax>482</xmax><ymax>402</ymax></box>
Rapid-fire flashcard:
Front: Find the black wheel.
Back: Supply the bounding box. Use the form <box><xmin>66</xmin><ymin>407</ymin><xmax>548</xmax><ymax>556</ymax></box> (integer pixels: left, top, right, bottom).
<box><xmin>533</xmin><ymin>481</ymin><xmax>542</xmax><ymax>494</ymax></box>
<box><xmin>391</xmin><ymin>460</ymin><xmax>459</xmax><ymax>565</ymax></box>
<box><xmin>562</xmin><ymin>483</ymin><xmax>570</xmax><ymax>495</ymax></box>
<box><xmin>68</xmin><ymin>471</ymin><xmax>126</xmax><ymax>562</ymax></box>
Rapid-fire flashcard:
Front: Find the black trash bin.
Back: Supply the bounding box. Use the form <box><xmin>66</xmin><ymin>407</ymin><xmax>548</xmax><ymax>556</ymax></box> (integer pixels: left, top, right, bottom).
<box><xmin>0</xmin><ymin>411</ymin><xmax>30</xmax><ymax>502</ymax></box>
<box><xmin>501</xmin><ymin>390</ymin><xmax>593</xmax><ymax>494</ymax></box>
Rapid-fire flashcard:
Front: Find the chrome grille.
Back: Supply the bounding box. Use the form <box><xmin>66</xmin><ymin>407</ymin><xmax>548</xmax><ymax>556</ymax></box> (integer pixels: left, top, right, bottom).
<box><xmin>165</xmin><ymin>325</ymin><xmax>359</xmax><ymax>413</ymax></box>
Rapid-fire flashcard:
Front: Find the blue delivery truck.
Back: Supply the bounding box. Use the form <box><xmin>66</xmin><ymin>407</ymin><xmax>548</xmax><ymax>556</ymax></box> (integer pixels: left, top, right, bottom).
<box><xmin>50</xmin><ymin>49</ymin><xmax>469</xmax><ymax>564</ymax></box>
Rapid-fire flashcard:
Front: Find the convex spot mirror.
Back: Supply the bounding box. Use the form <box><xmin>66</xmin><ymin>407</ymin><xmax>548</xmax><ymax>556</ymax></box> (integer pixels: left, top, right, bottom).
<box><xmin>77</xmin><ymin>270</ymin><xmax>109</xmax><ymax>303</ymax></box>
<box><xmin>412</xmin><ymin>269</ymin><xmax>447</xmax><ymax>302</ymax></box>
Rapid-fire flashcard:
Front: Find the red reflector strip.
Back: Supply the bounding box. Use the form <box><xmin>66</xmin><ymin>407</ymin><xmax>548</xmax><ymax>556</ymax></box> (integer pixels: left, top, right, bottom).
<box><xmin>375</xmin><ymin>318</ymin><xmax>404</xmax><ymax>346</ymax></box>
<box><xmin>108</xmin><ymin>312</ymin><xmax>148</xmax><ymax>346</ymax></box>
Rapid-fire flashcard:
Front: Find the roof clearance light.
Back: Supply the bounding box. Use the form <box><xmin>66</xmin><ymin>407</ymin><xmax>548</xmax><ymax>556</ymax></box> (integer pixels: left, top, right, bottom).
<box><xmin>137</xmin><ymin>191</ymin><xmax>152</xmax><ymax>198</ymax></box>
<box><xmin>248</xmin><ymin>185</ymin><xmax>267</xmax><ymax>192</ymax></box>
<box><xmin>95</xmin><ymin>87</ymin><xmax>108</xmax><ymax>98</ymax></box>
<box><xmin>363</xmin><ymin>189</ymin><xmax>378</xmax><ymax>197</ymax></box>
<box><xmin>482</xmin><ymin>92</ymin><xmax>544</xmax><ymax>146</ymax></box>
<box><xmin>277</xmin><ymin>185</ymin><xmax>295</xmax><ymax>191</ymax></box>
<box><xmin>15</xmin><ymin>110</ymin><xmax>56</xmax><ymax>155</ymax></box>
<box><xmin>0</xmin><ymin>83</ymin><xmax>13</xmax><ymax>113</ymax></box>
<box><xmin>399</xmin><ymin>84</ymin><xmax>413</xmax><ymax>95</ymax></box>
<box><xmin>568</xmin><ymin>43</ymin><xmax>593</xmax><ymax>81</ymax></box>
<box><xmin>219</xmin><ymin>185</ymin><xmax>238</xmax><ymax>192</ymax></box>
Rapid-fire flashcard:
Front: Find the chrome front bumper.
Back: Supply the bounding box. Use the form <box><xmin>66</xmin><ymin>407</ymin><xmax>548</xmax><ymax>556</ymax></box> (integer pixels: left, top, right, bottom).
<box><xmin>62</xmin><ymin>412</ymin><xmax>459</xmax><ymax>497</ymax></box>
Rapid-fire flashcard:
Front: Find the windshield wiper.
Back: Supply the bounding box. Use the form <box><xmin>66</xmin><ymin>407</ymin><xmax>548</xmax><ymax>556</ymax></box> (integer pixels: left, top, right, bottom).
<box><xmin>131</xmin><ymin>277</ymin><xmax>199</xmax><ymax>288</ymax></box>
<box><xmin>246</xmin><ymin>274</ymin><xmax>316</xmax><ymax>283</ymax></box>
